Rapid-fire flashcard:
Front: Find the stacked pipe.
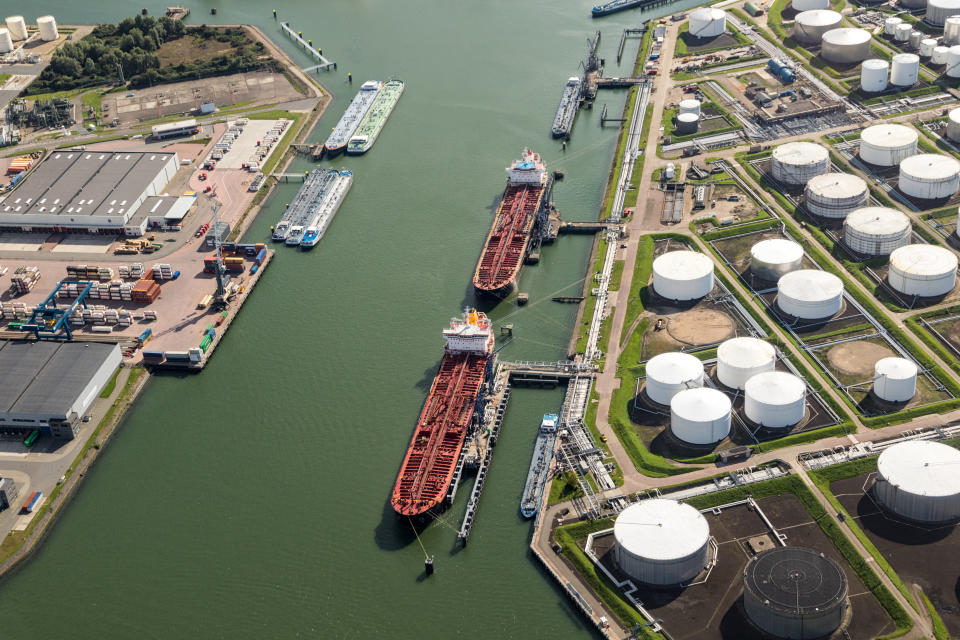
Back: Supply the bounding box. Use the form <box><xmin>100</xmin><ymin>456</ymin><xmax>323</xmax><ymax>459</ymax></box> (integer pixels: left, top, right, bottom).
<box><xmin>10</xmin><ymin>266</ymin><xmax>40</xmax><ymax>293</ymax></box>
<box><xmin>117</xmin><ymin>263</ymin><xmax>145</xmax><ymax>279</ymax></box>
<box><xmin>152</xmin><ymin>263</ymin><xmax>174</xmax><ymax>280</ymax></box>
<box><xmin>0</xmin><ymin>301</ymin><xmax>29</xmax><ymax>320</ymax></box>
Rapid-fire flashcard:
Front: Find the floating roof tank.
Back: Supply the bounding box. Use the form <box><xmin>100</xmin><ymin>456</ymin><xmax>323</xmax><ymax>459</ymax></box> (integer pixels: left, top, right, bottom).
<box><xmin>743</xmin><ymin>547</ymin><xmax>848</xmax><ymax>640</ymax></box>
<box><xmin>614</xmin><ymin>499</ymin><xmax>711</xmax><ymax>585</ymax></box>
<box><xmin>860</xmin><ymin>59</ymin><xmax>889</xmax><ymax>92</ymax></box>
<box><xmin>793</xmin><ymin>10</ymin><xmax>842</xmax><ymax>44</ymax></box>
<box><xmin>820</xmin><ymin>28</ymin><xmax>871</xmax><ymax>64</ymax></box>
<box><xmin>744</xmin><ymin>371</ymin><xmax>806</xmax><ymax>427</ymax></box>
<box><xmin>670</xmin><ymin>387</ymin><xmax>731</xmax><ymax>445</ymax></box>
<box><xmin>933</xmin><ymin>45</ymin><xmax>950</xmax><ymax>65</ymax></box>
<box><xmin>858</xmin><ymin>123</ymin><xmax>918</xmax><ymax>166</ymax></box>
<box><xmin>652</xmin><ymin>250</ymin><xmax>714</xmax><ymax>301</ymax></box>
<box><xmin>36</xmin><ymin>15</ymin><xmax>57</xmax><ymax>42</ymax></box>
<box><xmin>716</xmin><ymin>337</ymin><xmax>776</xmax><ymax>389</ymax></box>
<box><xmin>4</xmin><ymin>16</ymin><xmax>27</xmax><ymax>41</ymax></box>
<box><xmin>843</xmin><ymin>207</ymin><xmax>912</xmax><ymax>256</ymax></box>
<box><xmin>874</xmin><ymin>441</ymin><xmax>960</xmax><ymax>522</ymax></box>
<box><xmin>777</xmin><ymin>270</ymin><xmax>844</xmax><ymax>319</ymax></box>
<box><xmin>927</xmin><ymin>0</ymin><xmax>960</xmax><ymax>26</ymax></box>
<box><xmin>0</xmin><ymin>28</ymin><xmax>11</xmax><ymax>54</ymax></box>
<box><xmin>770</xmin><ymin>142</ymin><xmax>829</xmax><ymax>185</ymax></box>
<box><xmin>947</xmin><ymin>107</ymin><xmax>960</xmax><ymax>141</ymax></box>
<box><xmin>751</xmin><ymin>238</ymin><xmax>805</xmax><ymax>280</ymax></box>
<box><xmin>899</xmin><ymin>153</ymin><xmax>960</xmax><ymax>199</ymax></box>
<box><xmin>645</xmin><ymin>352</ymin><xmax>704</xmax><ymax>405</ymax></box>
<box><xmin>804</xmin><ymin>173</ymin><xmax>869</xmax><ymax>219</ymax></box>
<box><xmin>873</xmin><ymin>357</ymin><xmax>918</xmax><ymax>402</ymax></box>
<box><xmin>888</xmin><ymin>244</ymin><xmax>958</xmax><ymax>297</ymax></box>
<box><xmin>679</xmin><ymin>99</ymin><xmax>701</xmax><ymax>116</ymax></box>
<box><xmin>890</xmin><ymin>53</ymin><xmax>920</xmax><ymax>86</ymax></box>
<box><xmin>792</xmin><ymin>0</ymin><xmax>829</xmax><ymax>9</ymax></box>
<box><xmin>920</xmin><ymin>38</ymin><xmax>937</xmax><ymax>57</ymax></box>
<box><xmin>689</xmin><ymin>8</ymin><xmax>727</xmax><ymax>38</ymax></box>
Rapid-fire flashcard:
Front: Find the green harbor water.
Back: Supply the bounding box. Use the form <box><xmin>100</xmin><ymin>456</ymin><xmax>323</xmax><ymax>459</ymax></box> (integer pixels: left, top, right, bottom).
<box><xmin>0</xmin><ymin>0</ymin><xmax>703</xmax><ymax>636</ymax></box>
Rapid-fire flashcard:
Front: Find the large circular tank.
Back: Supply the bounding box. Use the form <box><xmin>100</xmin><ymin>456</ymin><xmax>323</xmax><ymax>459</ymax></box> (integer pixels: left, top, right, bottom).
<box><xmin>899</xmin><ymin>153</ymin><xmax>960</xmax><ymax>199</ymax></box>
<box><xmin>920</xmin><ymin>38</ymin><xmax>937</xmax><ymax>57</ymax></box>
<box><xmin>888</xmin><ymin>244</ymin><xmax>958</xmax><ymax>297</ymax></box>
<box><xmin>645</xmin><ymin>352</ymin><xmax>705</xmax><ymax>405</ymax></box>
<box><xmin>678</xmin><ymin>99</ymin><xmax>701</xmax><ymax>116</ymax></box>
<box><xmin>873</xmin><ymin>357</ymin><xmax>918</xmax><ymax>402</ymax></box>
<box><xmin>884</xmin><ymin>16</ymin><xmax>903</xmax><ymax>35</ymax></box>
<box><xmin>948</xmin><ymin>107</ymin><xmax>960</xmax><ymax>141</ymax></box>
<box><xmin>771</xmin><ymin>142</ymin><xmax>829</xmax><ymax>185</ymax></box>
<box><xmin>751</xmin><ymin>238</ymin><xmax>805</xmax><ymax>280</ymax></box>
<box><xmin>874</xmin><ymin>441</ymin><xmax>960</xmax><ymax>523</ymax></box>
<box><xmin>890</xmin><ymin>53</ymin><xmax>920</xmax><ymax>86</ymax></box>
<box><xmin>793</xmin><ymin>10</ymin><xmax>842</xmax><ymax>44</ymax></box>
<box><xmin>858</xmin><ymin>123</ymin><xmax>918</xmax><ymax>166</ymax></box>
<box><xmin>948</xmin><ymin>45</ymin><xmax>960</xmax><ymax>77</ymax></box>
<box><xmin>894</xmin><ymin>23</ymin><xmax>912</xmax><ymax>42</ymax></box>
<box><xmin>804</xmin><ymin>173</ymin><xmax>869</xmax><ymax>218</ymax></box>
<box><xmin>716</xmin><ymin>337</ymin><xmax>777</xmax><ymax>389</ymax></box>
<box><xmin>0</xmin><ymin>28</ymin><xmax>11</xmax><ymax>54</ymax></box>
<box><xmin>745</xmin><ymin>371</ymin><xmax>807</xmax><ymax>428</ymax></box>
<box><xmin>4</xmin><ymin>16</ymin><xmax>27</xmax><ymax>41</ymax></box>
<box><xmin>792</xmin><ymin>0</ymin><xmax>829</xmax><ymax>9</ymax></box>
<box><xmin>675</xmin><ymin>112</ymin><xmax>699</xmax><ymax>135</ymax></box>
<box><xmin>670</xmin><ymin>388</ymin><xmax>731</xmax><ymax>445</ymax></box>
<box><xmin>821</xmin><ymin>28</ymin><xmax>872</xmax><ymax>64</ymax></box>
<box><xmin>652</xmin><ymin>250</ymin><xmax>714</xmax><ymax>300</ymax></box>
<box><xmin>910</xmin><ymin>30</ymin><xmax>923</xmax><ymax>48</ymax></box>
<box><xmin>614</xmin><ymin>499</ymin><xmax>711</xmax><ymax>585</ymax></box>
<box><xmin>945</xmin><ymin>16</ymin><xmax>960</xmax><ymax>44</ymax></box>
<box><xmin>777</xmin><ymin>270</ymin><xmax>844</xmax><ymax>319</ymax></box>
<box><xmin>36</xmin><ymin>15</ymin><xmax>57</xmax><ymax>42</ymax></box>
<box><xmin>933</xmin><ymin>46</ymin><xmax>950</xmax><ymax>65</ymax></box>
<box><xmin>843</xmin><ymin>207</ymin><xmax>912</xmax><ymax>256</ymax></box>
<box><xmin>860</xmin><ymin>59</ymin><xmax>889</xmax><ymax>92</ymax></box>
<box><xmin>743</xmin><ymin>547</ymin><xmax>848</xmax><ymax>640</ymax></box>
<box><xmin>927</xmin><ymin>0</ymin><xmax>960</xmax><ymax>26</ymax></box>
<box><xmin>688</xmin><ymin>8</ymin><xmax>726</xmax><ymax>38</ymax></box>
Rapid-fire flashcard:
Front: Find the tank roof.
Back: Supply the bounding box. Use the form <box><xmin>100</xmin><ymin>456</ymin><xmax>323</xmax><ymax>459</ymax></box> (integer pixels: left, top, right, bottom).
<box><xmin>862</xmin><ymin>58</ymin><xmax>889</xmax><ymax>69</ymax></box>
<box><xmin>744</xmin><ymin>547</ymin><xmax>847</xmax><ymax>614</ymax></box>
<box><xmin>745</xmin><ymin>371</ymin><xmax>806</xmax><ymax>403</ymax></box>
<box><xmin>646</xmin><ymin>352</ymin><xmax>704</xmax><ymax>385</ymax></box>
<box><xmin>671</xmin><ymin>387</ymin><xmax>731</xmax><ymax>422</ymax></box>
<box><xmin>796</xmin><ymin>9</ymin><xmax>841</xmax><ymax>25</ymax></box>
<box><xmin>652</xmin><ymin>250</ymin><xmax>713</xmax><ymax>279</ymax></box>
<box><xmin>718</xmin><ymin>337</ymin><xmax>776</xmax><ymax>368</ymax></box>
<box><xmin>893</xmin><ymin>52</ymin><xmax>920</xmax><ymax>63</ymax></box>
<box><xmin>889</xmin><ymin>244</ymin><xmax>958</xmax><ymax>277</ymax></box>
<box><xmin>931</xmin><ymin>0</ymin><xmax>960</xmax><ymax>9</ymax></box>
<box><xmin>805</xmin><ymin>173</ymin><xmax>868</xmax><ymax>198</ymax></box>
<box><xmin>845</xmin><ymin>207</ymin><xmax>910</xmax><ymax>234</ymax></box>
<box><xmin>875</xmin><ymin>357</ymin><xmax>918</xmax><ymax>380</ymax></box>
<box><xmin>778</xmin><ymin>269</ymin><xmax>843</xmax><ymax>301</ymax></box>
<box><xmin>614</xmin><ymin>499</ymin><xmax>710</xmax><ymax>561</ymax></box>
<box><xmin>878</xmin><ymin>441</ymin><xmax>960</xmax><ymax>497</ymax></box>
<box><xmin>860</xmin><ymin>123</ymin><xmax>918</xmax><ymax>148</ymax></box>
<box><xmin>900</xmin><ymin>153</ymin><xmax>960</xmax><ymax>180</ymax></box>
<box><xmin>772</xmin><ymin>141</ymin><xmax>829</xmax><ymax>165</ymax></box>
<box><xmin>822</xmin><ymin>27</ymin><xmax>871</xmax><ymax>45</ymax></box>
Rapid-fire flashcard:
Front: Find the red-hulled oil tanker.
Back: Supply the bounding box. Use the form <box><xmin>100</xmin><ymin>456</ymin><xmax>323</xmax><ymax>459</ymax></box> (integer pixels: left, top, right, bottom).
<box><xmin>391</xmin><ymin>310</ymin><xmax>494</xmax><ymax>517</ymax></box>
<box><xmin>472</xmin><ymin>149</ymin><xmax>548</xmax><ymax>296</ymax></box>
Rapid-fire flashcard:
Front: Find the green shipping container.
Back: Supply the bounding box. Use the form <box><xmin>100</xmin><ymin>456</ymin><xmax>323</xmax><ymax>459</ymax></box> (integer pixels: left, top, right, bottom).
<box><xmin>205</xmin><ymin>324</ymin><xmax>214</xmax><ymax>332</ymax></box>
<box><xmin>744</xmin><ymin>1</ymin><xmax>762</xmax><ymax>15</ymax></box>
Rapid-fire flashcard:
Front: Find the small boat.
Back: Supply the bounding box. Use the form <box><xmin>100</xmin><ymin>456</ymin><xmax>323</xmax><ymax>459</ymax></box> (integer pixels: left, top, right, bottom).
<box><xmin>520</xmin><ymin>413</ymin><xmax>559</xmax><ymax>519</ymax></box>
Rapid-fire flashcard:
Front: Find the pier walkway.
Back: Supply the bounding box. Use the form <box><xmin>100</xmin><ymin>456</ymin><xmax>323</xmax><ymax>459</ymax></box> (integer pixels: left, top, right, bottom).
<box><xmin>279</xmin><ymin>22</ymin><xmax>336</xmax><ymax>72</ymax></box>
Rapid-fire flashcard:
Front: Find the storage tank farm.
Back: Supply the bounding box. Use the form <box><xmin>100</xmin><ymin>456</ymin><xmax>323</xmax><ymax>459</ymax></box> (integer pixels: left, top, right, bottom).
<box><xmin>890</xmin><ymin>53</ymin><xmax>920</xmax><ymax>86</ymax></box>
<box><xmin>899</xmin><ymin>154</ymin><xmax>960</xmax><ymax>199</ymax></box>
<box><xmin>613</xmin><ymin>499</ymin><xmax>712</xmax><ymax>586</ymax></box>
<box><xmin>688</xmin><ymin>8</ymin><xmax>726</xmax><ymax>38</ymax></box>
<box><xmin>652</xmin><ymin>251</ymin><xmax>714</xmax><ymax>300</ymax></box>
<box><xmin>803</xmin><ymin>173</ymin><xmax>869</xmax><ymax>218</ymax></box>
<box><xmin>793</xmin><ymin>10</ymin><xmax>842</xmax><ymax>44</ymax></box>
<box><xmin>770</xmin><ymin>142</ymin><xmax>829</xmax><ymax>186</ymax></box>
<box><xmin>927</xmin><ymin>0</ymin><xmax>960</xmax><ymax>27</ymax></box>
<box><xmin>858</xmin><ymin>124</ymin><xmax>918</xmax><ymax>166</ymax></box>
<box><xmin>873</xmin><ymin>357</ymin><xmax>918</xmax><ymax>402</ymax></box>
<box><xmin>920</xmin><ymin>38</ymin><xmax>938</xmax><ymax>57</ymax></box>
<box><xmin>36</xmin><ymin>15</ymin><xmax>57</xmax><ymax>42</ymax></box>
<box><xmin>948</xmin><ymin>107</ymin><xmax>960</xmax><ymax>142</ymax></box>
<box><xmin>4</xmin><ymin>16</ymin><xmax>27</xmax><ymax>41</ymax></box>
<box><xmin>669</xmin><ymin>387</ymin><xmax>731</xmax><ymax>445</ymax></box>
<box><xmin>644</xmin><ymin>352</ymin><xmax>704</xmax><ymax>405</ymax></box>
<box><xmin>843</xmin><ymin>207</ymin><xmax>911</xmax><ymax>256</ymax></box>
<box><xmin>750</xmin><ymin>238</ymin><xmax>804</xmax><ymax>280</ymax></box>
<box><xmin>743</xmin><ymin>547</ymin><xmax>848</xmax><ymax>639</ymax></box>
<box><xmin>744</xmin><ymin>371</ymin><xmax>807</xmax><ymax>427</ymax></box>
<box><xmin>0</xmin><ymin>28</ymin><xmax>12</xmax><ymax>54</ymax></box>
<box><xmin>716</xmin><ymin>337</ymin><xmax>777</xmax><ymax>389</ymax></box>
<box><xmin>873</xmin><ymin>441</ymin><xmax>960</xmax><ymax>523</ymax></box>
<box><xmin>820</xmin><ymin>28</ymin><xmax>871</xmax><ymax>64</ymax></box>
<box><xmin>777</xmin><ymin>270</ymin><xmax>844</xmax><ymax>319</ymax></box>
<box><xmin>888</xmin><ymin>244</ymin><xmax>958</xmax><ymax>297</ymax></box>
<box><xmin>860</xmin><ymin>59</ymin><xmax>889</xmax><ymax>92</ymax></box>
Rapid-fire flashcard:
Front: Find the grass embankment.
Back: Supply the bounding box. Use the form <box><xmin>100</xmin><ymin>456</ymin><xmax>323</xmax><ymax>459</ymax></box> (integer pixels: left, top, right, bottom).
<box><xmin>0</xmin><ymin>73</ymin><xmax>11</xmax><ymax>87</ymax></box>
<box><xmin>99</xmin><ymin>370</ymin><xmax>121</xmax><ymax>399</ymax></box>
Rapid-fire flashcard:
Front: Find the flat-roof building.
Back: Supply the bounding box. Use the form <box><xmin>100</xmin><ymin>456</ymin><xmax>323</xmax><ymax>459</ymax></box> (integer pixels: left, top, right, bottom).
<box><xmin>0</xmin><ymin>150</ymin><xmax>178</xmax><ymax>233</ymax></box>
<box><xmin>0</xmin><ymin>340</ymin><xmax>121</xmax><ymax>440</ymax></box>
<box><xmin>151</xmin><ymin>119</ymin><xmax>199</xmax><ymax>140</ymax></box>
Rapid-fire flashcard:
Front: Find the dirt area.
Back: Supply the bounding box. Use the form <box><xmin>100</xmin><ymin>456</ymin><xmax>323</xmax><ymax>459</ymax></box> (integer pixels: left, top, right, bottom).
<box><xmin>155</xmin><ymin>37</ymin><xmax>236</xmax><ymax>67</ymax></box>
<box><xmin>832</xmin><ymin>474</ymin><xmax>960</xmax><ymax>637</ymax></box>
<box><xmin>584</xmin><ymin>494</ymin><xmax>895</xmax><ymax>640</ymax></box>
<box><xmin>736</xmin><ymin>71</ymin><xmax>775</xmax><ymax>89</ymax></box>
<box><xmin>826</xmin><ymin>340</ymin><xmax>895</xmax><ymax>379</ymax></box>
<box><xmin>924</xmin><ymin>315</ymin><xmax>960</xmax><ymax>359</ymax></box>
<box><xmin>666</xmin><ymin>308</ymin><xmax>735</xmax><ymax>345</ymax></box>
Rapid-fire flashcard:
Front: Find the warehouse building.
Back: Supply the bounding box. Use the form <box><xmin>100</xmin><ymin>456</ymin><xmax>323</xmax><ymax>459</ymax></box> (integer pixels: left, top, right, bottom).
<box><xmin>0</xmin><ymin>340</ymin><xmax>121</xmax><ymax>440</ymax></box>
<box><xmin>0</xmin><ymin>150</ymin><xmax>180</xmax><ymax>234</ymax></box>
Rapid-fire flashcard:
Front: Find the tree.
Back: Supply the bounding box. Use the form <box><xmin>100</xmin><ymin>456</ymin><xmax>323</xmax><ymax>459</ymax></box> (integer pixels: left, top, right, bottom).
<box><xmin>84</xmin><ymin>58</ymin><xmax>97</xmax><ymax>75</ymax></box>
<box><xmin>51</xmin><ymin>56</ymin><xmax>82</xmax><ymax>77</ymax></box>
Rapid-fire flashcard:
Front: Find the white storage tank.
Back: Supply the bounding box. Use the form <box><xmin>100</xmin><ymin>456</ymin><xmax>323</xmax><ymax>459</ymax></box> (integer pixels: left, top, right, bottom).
<box><xmin>688</xmin><ymin>8</ymin><xmax>726</xmax><ymax>38</ymax></box>
<box><xmin>0</xmin><ymin>28</ymin><xmax>11</xmax><ymax>54</ymax></box>
<box><xmin>920</xmin><ymin>38</ymin><xmax>937</xmax><ymax>57</ymax></box>
<box><xmin>821</xmin><ymin>28</ymin><xmax>872</xmax><ymax>64</ymax></box>
<box><xmin>888</xmin><ymin>244</ymin><xmax>958</xmax><ymax>297</ymax></box>
<box><xmin>793</xmin><ymin>10</ymin><xmax>842</xmax><ymax>44</ymax></box>
<box><xmin>675</xmin><ymin>112</ymin><xmax>699</xmax><ymax>135</ymax></box>
<box><xmin>933</xmin><ymin>46</ymin><xmax>951</xmax><ymax>65</ymax></box>
<box><xmin>890</xmin><ymin>53</ymin><xmax>920</xmax><ymax>86</ymax></box>
<box><xmin>945</xmin><ymin>16</ymin><xmax>960</xmax><ymax>44</ymax></box>
<box><xmin>652</xmin><ymin>250</ymin><xmax>714</xmax><ymax>300</ymax></box>
<box><xmin>843</xmin><ymin>207</ymin><xmax>912</xmax><ymax>256</ymax></box>
<box><xmin>910</xmin><ymin>30</ymin><xmax>923</xmax><ymax>48</ymax></box>
<box><xmin>4</xmin><ymin>16</ymin><xmax>27</xmax><ymax>41</ymax></box>
<box><xmin>858</xmin><ymin>123</ymin><xmax>918</xmax><ymax>166</ymax></box>
<box><xmin>894</xmin><ymin>23</ymin><xmax>912</xmax><ymax>42</ymax></box>
<box><xmin>664</xmin><ymin>163</ymin><xmax>676</xmax><ymax>180</ymax></box>
<box><xmin>874</xmin><ymin>441</ymin><xmax>960</xmax><ymax>523</ymax></box>
<box><xmin>792</xmin><ymin>0</ymin><xmax>829</xmax><ymax>9</ymax></box>
<box><xmin>614</xmin><ymin>499</ymin><xmax>711</xmax><ymax>586</ymax></box>
<box><xmin>860</xmin><ymin>59</ymin><xmax>889</xmax><ymax>92</ymax></box>
<box><xmin>670</xmin><ymin>388</ymin><xmax>731</xmax><ymax>445</ymax></box>
<box><xmin>744</xmin><ymin>371</ymin><xmax>806</xmax><ymax>427</ymax></box>
<box><xmin>948</xmin><ymin>107</ymin><xmax>960</xmax><ymax>141</ymax></box>
<box><xmin>678</xmin><ymin>99</ymin><xmax>701</xmax><ymax>116</ymax></box>
<box><xmin>948</xmin><ymin>45</ymin><xmax>960</xmax><ymax>77</ymax></box>
<box><xmin>751</xmin><ymin>238</ymin><xmax>805</xmax><ymax>280</ymax></box>
<box><xmin>884</xmin><ymin>16</ymin><xmax>903</xmax><ymax>35</ymax></box>
<box><xmin>777</xmin><ymin>270</ymin><xmax>844</xmax><ymax>319</ymax></box>
<box><xmin>716</xmin><ymin>337</ymin><xmax>776</xmax><ymax>390</ymax></box>
<box><xmin>770</xmin><ymin>142</ymin><xmax>829</xmax><ymax>185</ymax></box>
<box><xmin>804</xmin><ymin>173</ymin><xmax>869</xmax><ymax>218</ymax></box>
<box><xmin>744</xmin><ymin>547</ymin><xmax>848</xmax><ymax>640</ymax></box>
<box><xmin>873</xmin><ymin>357</ymin><xmax>918</xmax><ymax>402</ymax></box>
<box><xmin>927</xmin><ymin>0</ymin><xmax>960</xmax><ymax>26</ymax></box>
<box><xmin>645</xmin><ymin>352</ymin><xmax>704</xmax><ymax>405</ymax></box>
<box><xmin>899</xmin><ymin>153</ymin><xmax>960</xmax><ymax>199</ymax></box>
<box><xmin>36</xmin><ymin>15</ymin><xmax>57</xmax><ymax>42</ymax></box>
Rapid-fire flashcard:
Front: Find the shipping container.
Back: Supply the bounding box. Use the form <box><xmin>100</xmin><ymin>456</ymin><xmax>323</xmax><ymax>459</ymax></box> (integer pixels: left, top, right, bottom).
<box><xmin>21</xmin><ymin>491</ymin><xmax>41</xmax><ymax>513</ymax></box>
<box><xmin>138</xmin><ymin>329</ymin><xmax>152</xmax><ymax>344</ymax></box>
<box><xmin>142</xmin><ymin>350</ymin><xmax>165</xmax><ymax>360</ymax></box>
<box><xmin>255</xmin><ymin>248</ymin><xmax>267</xmax><ymax>265</ymax></box>
<box><xmin>164</xmin><ymin>351</ymin><xmax>190</xmax><ymax>361</ymax></box>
